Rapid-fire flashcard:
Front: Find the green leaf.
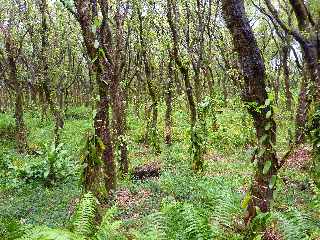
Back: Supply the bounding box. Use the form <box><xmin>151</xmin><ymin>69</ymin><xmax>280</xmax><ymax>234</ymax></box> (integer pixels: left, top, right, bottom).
<box><xmin>264</xmin><ymin>122</ymin><xmax>271</xmax><ymax>131</ymax></box>
<box><xmin>266</xmin><ymin>111</ymin><xmax>272</xmax><ymax>119</ymax></box>
<box><xmin>265</xmin><ymin>99</ymin><xmax>271</xmax><ymax>106</ymax></box>
<box><xmin>241</xmin><ymin>192</ymin><xmax>251</xmax><ymax>209</ymax></box>
<box><xmin>263</xmin><ymin>160</ymin><xmax>272</xmax><ymax>175</ymax></box>
<box><xmin>257</xmin><ymin>148</ymin><xmax>265</xmax><ymax>158</ymax></box>
<box><xmin>254</xmin><ymin>234</ymin><xmax>263</xmax><ymax>240</ymax></box>
<box><xmin>44</xmin><ymin>169</ymin><xmax>49</xmax><ymax>178</ymax></box>
<box><xmin>259</xmin><ymin>134</ymin><xmax>268</xmax><ymax>144</ymax></box>
<box><xmin>269</xmin><ymin>175</ymin><xmax>277</xmax><ymax>189</ymax></box>
<box><xmin>97</xmin><ymin>137</ymin><xmax>105</xmax><ymax>151</ymax></box>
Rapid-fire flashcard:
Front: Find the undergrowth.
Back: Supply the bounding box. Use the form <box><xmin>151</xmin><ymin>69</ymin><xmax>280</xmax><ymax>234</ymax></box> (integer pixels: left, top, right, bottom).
<box><xmin>1</xmin><ymin>102</ymin><xmax>319</xmax><ymax>239</ymax></box>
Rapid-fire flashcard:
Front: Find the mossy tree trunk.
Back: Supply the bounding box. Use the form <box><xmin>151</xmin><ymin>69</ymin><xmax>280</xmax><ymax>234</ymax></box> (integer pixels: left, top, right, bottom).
<box><xmin>222</xmin><ymin>0</ymin><xmax>279</xmax><ymax>223</ymax></box>
<box><xmin>40</xmin><ymin>0</ymin><xmax>64</xmax><ymax>147</ymax></box>
<box><xmin>4</xmin><ymin>32</ymin><xmax>27</xmax><ymax>154</ymax></box>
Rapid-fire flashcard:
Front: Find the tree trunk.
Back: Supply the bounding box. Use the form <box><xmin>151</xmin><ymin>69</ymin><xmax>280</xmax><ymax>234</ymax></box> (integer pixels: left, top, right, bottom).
<box><xmin>110</xmin><ymin>74</ymin><xmax>128</xmax><ymax>176</ymax></box>
<box><xmin>295</xmin><ymin>69</ymin><xmax>310</xmax><ymax>144</ymax></box>
<box><xmin>95</xmin><ymin>70</ymin><xmax>116</xmax><ymax>192</ymax></box>
<box><xmin>222</xmin><ymin>0</ymin><xmax>279</xmax><ymax>223</ymax></box>
<box><xmin>167</xmin><ymin>0</ymin><xmax>202</xmax><ymax>171</ymax></box>
<box><xmin>138</xmin><ymin>10</ymin><xmax>160</xmax><ymax>153</ymax></box>
<box><xmin>74</xmin><ymin>0</ymin><xmax>117</xmax><ymax>195</ymax></box>
<box><xmin>165</xmin><ymin>57</ymin><xmax>174</xmax><ymax>145</ymax></box>
<box><xmin>41</xmin><ymin>0</ymin><xmax>64</xmax><ymax>146</ymax></box>
<box><xmin>5</xmin><ymin>35</ymin><xmax>27</xmax><ymax>154</ymax></box>
<box><xmin>282</xmin><ymin>44</ymin><xmax>293</xmax><ymax>111</ymax></box>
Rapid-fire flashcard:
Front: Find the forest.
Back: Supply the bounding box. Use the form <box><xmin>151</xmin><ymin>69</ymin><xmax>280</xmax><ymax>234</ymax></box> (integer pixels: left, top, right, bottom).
<box><xmin>0</xmin><ymin>0</ymin><xmax>319</xmax><ymax>239</ymax></box>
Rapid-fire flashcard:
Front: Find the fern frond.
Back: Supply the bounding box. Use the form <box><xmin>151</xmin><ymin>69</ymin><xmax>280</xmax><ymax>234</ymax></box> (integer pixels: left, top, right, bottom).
<box><xmin>273</xmin><ymin>209</ymin><xmax>317</xmax><ymax>240</ymax></box>
<box><xmin>17</xmin><ymin>226</ymin><xmax>85</xmax><ymax>240</ymax></box>
<box><xmin>144</xmin><ymin>211</ymin><xmax>167</xmax><ymax>240</ymax></box>
<box><xmin>94</xmin><ymin>206</ymin><xmax>126</xmax><ymax>240</ymax></box>
<box><xmin>72</xmin><ymin>192</ymin><xmax>97</xmax><ymax>237</ymax></box>
<box><xmin>211</xmin><ymin>188</ymin><xmax>242</xmax><ymax>229</ymax></box>
<box><xmin>181</xmin><ymin>203</ymin><xmax>213</xmax><ymax>240</ymax></box>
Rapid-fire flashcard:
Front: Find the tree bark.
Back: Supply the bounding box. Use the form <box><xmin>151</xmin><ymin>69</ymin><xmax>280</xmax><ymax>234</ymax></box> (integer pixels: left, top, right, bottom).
<box><xmin>165</xmin><ymin>57</ymin><xmax>174</xmax><ymax>145</ymax></box>
<box><xmin>222</xmin><ymin>0</ymin><xmax>279</xmax><ymax>223</ymax></box>
<box><xmin>5</xmin><ymin>34</ymin><xmax>27</xmax><ymax>154</ymax></box>
<box><xmin>74</xmin><ymin>0</ymin><xmax>117</xmax><ymax>194</ymax></box>
<box><xmin>40</xmin><ymin>0</ymin><xmax>64</xmax><ymax>146</ymax></box>
<box><xmin>282</xmin><ymin>44</ymin><xmax>293</xmax><ymax>111</ymax></box>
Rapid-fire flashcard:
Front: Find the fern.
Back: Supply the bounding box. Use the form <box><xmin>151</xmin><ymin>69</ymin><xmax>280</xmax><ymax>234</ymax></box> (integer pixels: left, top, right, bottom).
<box><xmin>17</xmin><ymin>192</ymin><xmax>97</xmax><ymax>240</ymax></box>
<box><xmin>180</xmin><ymin>203</ymin><xmax>213</xmax><ymax>240</ymax></box>
<box><xmin>94</xmin><ymin>206</ymin><xmax>126</xmax><ymax>240</ymax></box>
<box><xmin>137</xmin><ymin>199</ymin><xmax>213</xmax><ymax>240</ymax></box>
<box><xmin>210</xmin><ymin>188</ymin><xmax>242</xmax><ymax>230</ymax></box>
<box><xmin>136</xmin><ymin>211</ymin><xmax>167</xmax><ymax>240</ymax></box>
<box><xmin>17</xmin><ymin>226</ymin><xmax>85</xmax><ymax>240</ymax></box>
<box><xmin>273</xmin><ymin>209</ymin><xmax>318</xmax><ymax>240</ymax></box>
<box><xmin>72</xmin><ymin>192</ymin><xmax>97</xmax><ymax>237</ymax></box>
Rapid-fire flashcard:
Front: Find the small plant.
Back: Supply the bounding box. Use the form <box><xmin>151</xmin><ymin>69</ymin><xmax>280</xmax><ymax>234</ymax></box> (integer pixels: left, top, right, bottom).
<box><xmin>17</xmin><ymin>192</ymin><xmax>127</xmax><ymax>240</ymax></box>
<box><xmin>308</xmin><ymin>104</ymin><xmax>320</xmax><ymax>187</ymax></box>
<box><xmin>9</xmin><ymin>142</ymin><xmax>75</xmax><ymax>184</ymax></box>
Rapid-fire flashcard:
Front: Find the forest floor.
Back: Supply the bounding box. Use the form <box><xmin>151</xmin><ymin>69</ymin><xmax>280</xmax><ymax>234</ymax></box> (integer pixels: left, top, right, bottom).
<box><xmin>0</xmin><ymin>100</ymin><xmax>319</xmax><ymax>239</ymax></box>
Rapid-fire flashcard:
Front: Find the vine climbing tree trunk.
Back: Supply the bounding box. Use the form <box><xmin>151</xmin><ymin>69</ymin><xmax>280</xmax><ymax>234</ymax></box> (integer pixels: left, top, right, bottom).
<box><xmin>138</xmin><ymin>8</ymin><xmax>160</xmax><ymax>152</ymax></box>
<box><xmin>40</xmin><ymin>0</ymin><xmax>64</xmax><ymax>146</ymax></box>
<box><xmin>73</xmin><ymin>0</ymin><xmax>117</xmax><ymax>195</ymax></box>
<box><xmin>222</xmin><ymin>0</ymin><xmax>279</xmax><ymax>223</ymax></box>
<box><xmin>165</xmin><ymin>57</ymin><xmax>174</xmax><ymax>145</ymax></box>
<box><xmin>4</xmin><ymin>32</ymin><xmax>27</xmax><ymax>154</ymax></box>
<box><xmin>167</xmin><ymin>0</ymin><xmax>203</xmax><ymax>172</ymax></box>
<box><xmin>282</xmin><ymin>44</ymin><xmax>293</xmax><ymax>111</ymax></box>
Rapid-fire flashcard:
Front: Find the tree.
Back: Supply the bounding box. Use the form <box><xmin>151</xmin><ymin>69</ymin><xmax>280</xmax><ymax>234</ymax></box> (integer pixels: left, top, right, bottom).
<box><xmin>40</xmin><ymin>0</ymin><xmax>64</xmax><ymax>146</ymax></box>
<box><xmin>263</xmin><ymin>0</ymin><xmax>320</xmax><ymax>144</ymax></box>
<box><xmin>222</xmin><ymin>0</ymin><xmax>279</xmax><ymax>222</ymax></box>
<box><xmin>3</xmin><ymin>29</ymin><xmax>27</xmax><ymax>154</ymax></box>
<box><xmin>167</xmin><ymin>0</ymin><xmax>203</xmax><ymax>172</ymax></box>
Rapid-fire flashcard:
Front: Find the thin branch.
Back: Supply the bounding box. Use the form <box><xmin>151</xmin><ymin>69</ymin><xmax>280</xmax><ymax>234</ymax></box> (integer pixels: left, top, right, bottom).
<box><xmin>263</xmin><ymin>0</ymin><xmax>306</xmax><ymax>45</ymax></box>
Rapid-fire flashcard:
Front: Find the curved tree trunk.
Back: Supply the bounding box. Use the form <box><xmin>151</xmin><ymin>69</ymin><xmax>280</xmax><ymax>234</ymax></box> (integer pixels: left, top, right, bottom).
<box><xmin>5</xmin><ymin>34</ymin><xmax>27</xmax><ymax>154</ymax></box>
<box><xmin>167</xmin><ymin>0</ymin><xmax>202</xmax><ymax>171</ymax></box>
<box><xmin>222</xmin><ymin>0</ymin><xmax>279</xmax><ymax>223</ymax></box>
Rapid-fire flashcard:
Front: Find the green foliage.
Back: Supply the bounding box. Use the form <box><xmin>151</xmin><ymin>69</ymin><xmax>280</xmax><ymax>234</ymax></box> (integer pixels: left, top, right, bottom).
<box><xmin>0</xmin><ymin>113</ymin><xmax>15</xmax><ymax>142</ymax></box>
<box><xmin>2</xmin><ymin>142</ymin><xmax>75</xmax><ymax>184</ymax></box>
<box><xmin>135</xmin><ymin>199</ymin><xmax>213</xmax><ymax>240</ymax></box>
<box><xmin>64</xmin><ymin>106</ymin><xmax>90</xmax><ymax>121</ymax></box>
<box><xmin>16</xmin><ymin>192</ymin><xmax>127</xmax><ymax>240</ymax></box>
<box><xmin>273</xmin><ymin>209</ymin><xmax>319</xmax><ymax>240</ymax></box>
<box><xmin>308</xmin><ymin>104</ymin><xmax>320</xmax><ymax>186</ymax></box>
<box><xmin>1</xmin><ymin>97</ymin><xmax>319</xmax><ymax>239</ymax></box>
<box><xmin>0</xmin><ymin>216</ymin><xmax>26</xmax><ymax>240</ymax></box>
<box><xmin>17</xmin><ymin>226</ymin><xmax>85</xmax><ymax>240</ymax></box>
<box><xmin>71</xmin><ymin>192</ymin><xmax>97</xmax><ymax>237</ymax></box>
<box><xmin>245</xmin><ymin>210</ymin><xmax>272</xmax><ymax>239</ymax></box>
<box><xmin>94</xmin><ymin>207</ymin><xmax>127</xmax><ymax>240</ymax></box>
